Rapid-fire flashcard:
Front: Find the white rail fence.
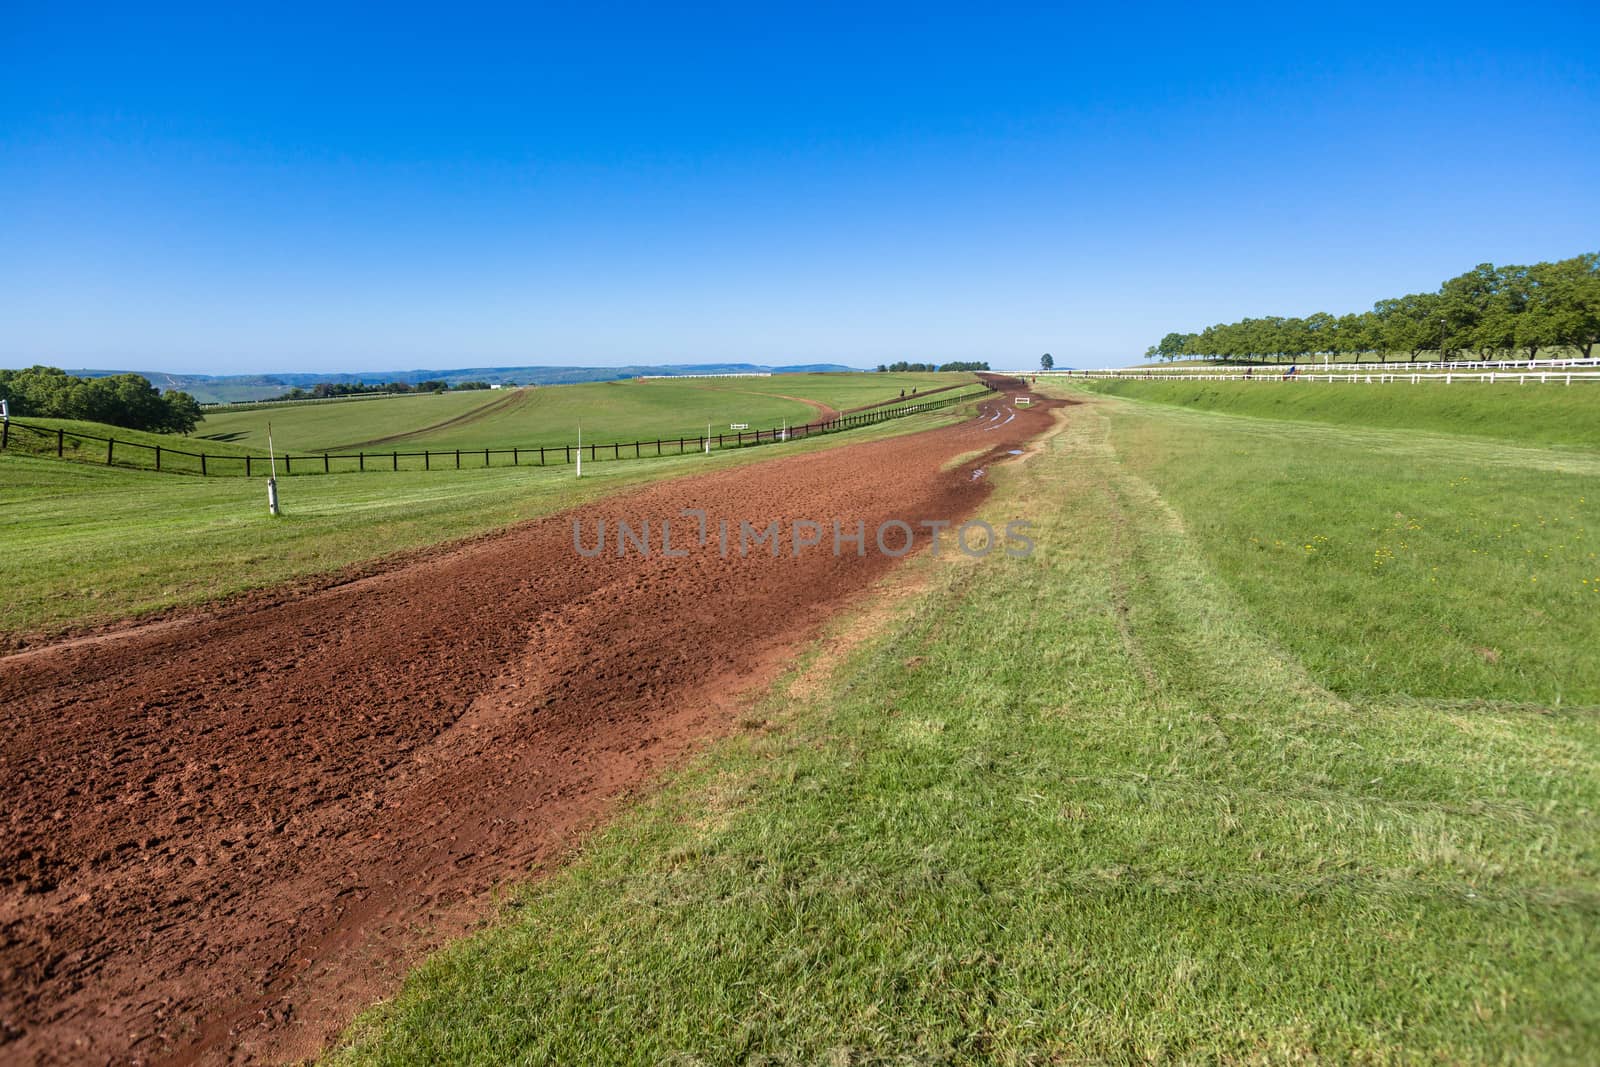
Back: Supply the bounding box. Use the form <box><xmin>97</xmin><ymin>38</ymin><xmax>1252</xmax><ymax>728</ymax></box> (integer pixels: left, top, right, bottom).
<box><xmin>1056</xmin><ymin>370</ymin><xmax>1600</xmax><ymax>385</ymax></box>
<box><xmin>1027</xmin><ymin>357</ymin><xmax>1600</xmax><ymax>379</ymax></box>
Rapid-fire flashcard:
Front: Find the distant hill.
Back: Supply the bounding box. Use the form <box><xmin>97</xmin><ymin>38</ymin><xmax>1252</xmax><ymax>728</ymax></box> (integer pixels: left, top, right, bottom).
<box><xmin>57</xmin><ymin>363</ymin><xmax>864</xmax><ymax>404</ymax></box>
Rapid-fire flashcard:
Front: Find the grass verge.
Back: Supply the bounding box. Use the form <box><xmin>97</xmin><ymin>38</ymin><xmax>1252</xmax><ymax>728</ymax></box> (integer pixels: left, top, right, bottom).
<box><xmin>1085</xmin><ymin>378</ymin><xmax>1600</xmax><ymax>450</ymax></box>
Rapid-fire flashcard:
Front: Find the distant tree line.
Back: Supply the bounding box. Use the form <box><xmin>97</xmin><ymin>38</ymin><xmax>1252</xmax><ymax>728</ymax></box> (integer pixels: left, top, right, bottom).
<box><xmin>270</xmin><ymin>379</ymin><xmax>498</xmax><ymax>401</ymax></box>
<box><xmin>1146</xmin><ymin>253</ymin><xmax>1600</xmax><ymax>364</ymax></box>
<box><xmin>875</xmin><ymin>360</ymin><xmax>991</xmax><ymax>372</ymax></box>
<box><xmin>0</xmin><ymin>366</ymin><xmax>202</xmax><ymax>433</ymax></box>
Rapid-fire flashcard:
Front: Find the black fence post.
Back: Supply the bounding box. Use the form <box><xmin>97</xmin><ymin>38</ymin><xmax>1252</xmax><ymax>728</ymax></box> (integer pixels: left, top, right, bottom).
<box><xmin>484</xmin><ymin>447</ymin><xmax>490</xmax><ymax>467</ymax></box>
<box><xmin>107</xmin><ymin>438</ymin><xmax>114</xmax><ymax>465</ymax></box>
<box><xmin>359</xmin><ymin>452</ymin><xmax>365</xmax><ymax>471</ymax></box>
<box><xmin>200</xmin><ymin>453</ymin><xmax>207</xmax><ymax>477</ymax></box>
<box><xmin>246</xmin><ymin>455</ymin><xmax>252</xmax><ymax>477</ymax></box>
<box><xmin>514</xmin><ymin>447</ymin><xmax>519</xmax><ymax>465</ymax></box>
<box><xmin>392</xmin><ymin>451</ymin><xmax>398</xmax><ymax>471</ymax></box>
<box><xmin>284</xmin><ymin>455</ymin><xmax>291</xmax><ymax>474</ymax></box>
<box><xmin>455</xmin><ymin>449</ymin><xmax>461</xmax><ymax>469</ymax></box>
<box><xmin>57</xmin><ymin>428</ymin><xmax>64</xmax><ymax>456</ymax></box>
<box><xmin>425</xmin><ymin>451</ymin><xmax>430</xmax><ymax>471</ymax></box>
<box><xmin>323</xmin><ymin>453</ymin><xmax>330</xmax><ymax>474</ymax></box>
<box><xmin>154</xmin><ymin>445</ymin><xmax>161</xmax><ymax>471</ymax></box>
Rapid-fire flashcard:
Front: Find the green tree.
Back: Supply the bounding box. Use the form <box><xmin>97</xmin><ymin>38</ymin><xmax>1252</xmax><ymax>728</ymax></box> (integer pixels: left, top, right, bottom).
<box><xmin>1539</xmin><ymin>253</ymin><xmax>1600</xmax><ymax>358</ymax></box>
<box><xmin>1374</xmin><ymin>293</ymin><xmax>1442</xmax><ymax>362</ymax></box>
<box><xmin>1142</xmin><ymin>251</ymin><xmax>1597</xmax><ymax>366</ymax></box>
<box><xmin>0</xmin><ymin>366</ymin><xmax>200</xmax><ymax>432</ymax></box>
<box><xmin>1040</xmin><ymin>353</ymin><xmax>1054</xmax><ymax>370</ymax></box>
<box><xmin>1156</xmin><ymin>332</ymin><xmax>1191</xmax><ymax>362</ymax></box>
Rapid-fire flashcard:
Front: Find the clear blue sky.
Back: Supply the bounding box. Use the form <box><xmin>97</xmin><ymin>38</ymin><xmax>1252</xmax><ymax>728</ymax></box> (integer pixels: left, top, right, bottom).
<box><xmin>3</xmin><ymin>2</ymin><xmax>1597</xmax><ymax>373</ymax></box>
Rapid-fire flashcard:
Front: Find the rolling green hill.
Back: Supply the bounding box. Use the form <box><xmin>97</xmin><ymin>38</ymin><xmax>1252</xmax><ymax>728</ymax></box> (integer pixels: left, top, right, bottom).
<box><xmin>193</xmin><ymin>372</ymin><xmax>972</xmax><ymax>453</ymax></box>
<box><xmin>193</xmin><ymin>390</ymin><xmax>505</xmax><ymax>451</ymax></box>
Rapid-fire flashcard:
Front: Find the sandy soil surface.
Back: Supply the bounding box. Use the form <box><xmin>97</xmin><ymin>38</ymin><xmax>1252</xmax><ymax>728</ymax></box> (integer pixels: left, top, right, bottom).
<box><xmin>0</xmin><ymin>376</ymin><xmax>1058</xmax><ymax>1064</ymax></box>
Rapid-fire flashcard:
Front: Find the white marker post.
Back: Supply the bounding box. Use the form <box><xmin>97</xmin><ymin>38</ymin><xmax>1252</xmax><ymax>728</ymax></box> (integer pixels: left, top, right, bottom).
<box><xmin>266</xmin><ymin>422</ymin><xmax>280</xmax><ymax>516</ymax></box>
<box><xmin>576</xmin><ymin>418</ymin><xmax>583</xmax><ymax>478</ymax></box>
<box><xmin>705</xmin><ymin>420</ymin><xmax>711</xmax><ymax>455</ymax></box>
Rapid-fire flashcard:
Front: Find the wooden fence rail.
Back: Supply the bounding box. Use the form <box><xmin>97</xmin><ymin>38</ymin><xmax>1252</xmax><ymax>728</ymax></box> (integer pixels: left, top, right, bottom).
<box><xmin>0</xmin><ymin>386</ymin><xmax>993</xmax><ymax>478</ymax></box>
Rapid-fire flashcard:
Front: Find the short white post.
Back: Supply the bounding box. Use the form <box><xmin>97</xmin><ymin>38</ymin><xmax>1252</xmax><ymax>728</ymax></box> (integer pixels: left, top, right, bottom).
<box><xmin>267</xmin><ymin>422</ymin><xmax>280</xmax><ymax>516</ymax></box>
<box><xmin>576</xmin><ymin>419</ymin><xmax>582</xmax><ymax>478</ymax></box>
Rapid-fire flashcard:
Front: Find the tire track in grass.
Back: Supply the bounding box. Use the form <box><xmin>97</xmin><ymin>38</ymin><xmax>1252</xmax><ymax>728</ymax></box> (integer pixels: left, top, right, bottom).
<box><xmin>336</xmin><ymin>387</ymin><xmax>530</xmax><ymax>450</ymax></box>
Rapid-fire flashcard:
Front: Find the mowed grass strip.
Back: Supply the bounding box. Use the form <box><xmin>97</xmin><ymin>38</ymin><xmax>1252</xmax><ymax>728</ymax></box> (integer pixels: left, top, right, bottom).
<box><xmin>1077</xmin><ymin>387</ymin><xmax>1600</xmax><ymax>705</ymax></box>
<box><xmin>1087</xmin><ymin>377</ymin><xmax>1600</xmax><ymax>450</ymax></box>
<box><xmin>330</xmin><ymin>397</ymin><xmax>1599</xmax><ymax>1064</ymax></box>
<box><xmin>0</xmin><ymin>404</ymin><xmax>977</xmax><ymax>640</ymax></box>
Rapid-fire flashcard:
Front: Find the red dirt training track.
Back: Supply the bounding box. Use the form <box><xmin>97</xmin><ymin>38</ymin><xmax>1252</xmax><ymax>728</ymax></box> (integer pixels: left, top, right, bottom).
<box><xmin>0</xmin><ymin>377</ymin><xmax>1057</xmax><ymax>1064</ymax></box>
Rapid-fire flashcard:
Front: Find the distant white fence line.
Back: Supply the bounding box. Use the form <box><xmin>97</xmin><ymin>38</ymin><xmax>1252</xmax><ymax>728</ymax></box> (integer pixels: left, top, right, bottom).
<box><xmin>636</xmin><ymin>372</ymin><xmax>774</xmax><ymax>380</ymax></box>
<box><xmin>1023</xmin><ymin>356</ymin><xmax>1600</xmax><ymax>379</ymax></box>
<box><xmin>1032</xmin><ymin>370</ymin><xmax>1600</xmax><ymax>386</ymax></box>
<box><xmin>202</xmin><ymin>391</ymin><xmax>411</xmax><ymax>410</ymax></box>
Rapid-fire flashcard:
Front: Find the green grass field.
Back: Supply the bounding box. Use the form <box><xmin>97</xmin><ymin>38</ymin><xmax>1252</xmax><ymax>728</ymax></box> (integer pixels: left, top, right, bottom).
<box><xmin>331</xmin><ymin>384</ymin><xmax>1599</xmax><ymax>1064</ymax></box>
<box><xmin>706</xmin><ymin>371</ymin><xmax>961</xmax><ymax>411</ymax></box>
<box><xmin>192</xmin><ymin>390</ymin><xmax>502</xmax><ymax>451</ymax></box>
<box><xmin>192</xmin><ymin>372</ymin><xmax>967</xmax><ymax>453</ymax></box>
<box><xmin>0</xmin><ymin>402</ymin><xmax>977</xmax><ymax>641</ymax></box>
<box><xmin>1087</xmin><ymin>379</ymin><xmax>1600</xmax><ymax>450</ymax></box>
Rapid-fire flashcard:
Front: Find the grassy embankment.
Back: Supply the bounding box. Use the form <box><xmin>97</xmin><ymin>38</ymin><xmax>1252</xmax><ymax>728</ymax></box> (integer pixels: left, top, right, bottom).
<box><xmin>1088</xmin><ymin>378</ymin><xmax>1600</xmax><ymax>451</ymax></box>
<box><xmin>0</xmin><ymin>396</ymin><xmax>979</xmax><ymax>641</ymax></box>
<box><xmin>1</xmin><ymin>417</ymin><xmax>263</xmax><ymax>474</ymax></box>
<box><xmin>331</xmin><ymin>383</ymin><xmax>1599</xmax><ymax>1063</ymax></box>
